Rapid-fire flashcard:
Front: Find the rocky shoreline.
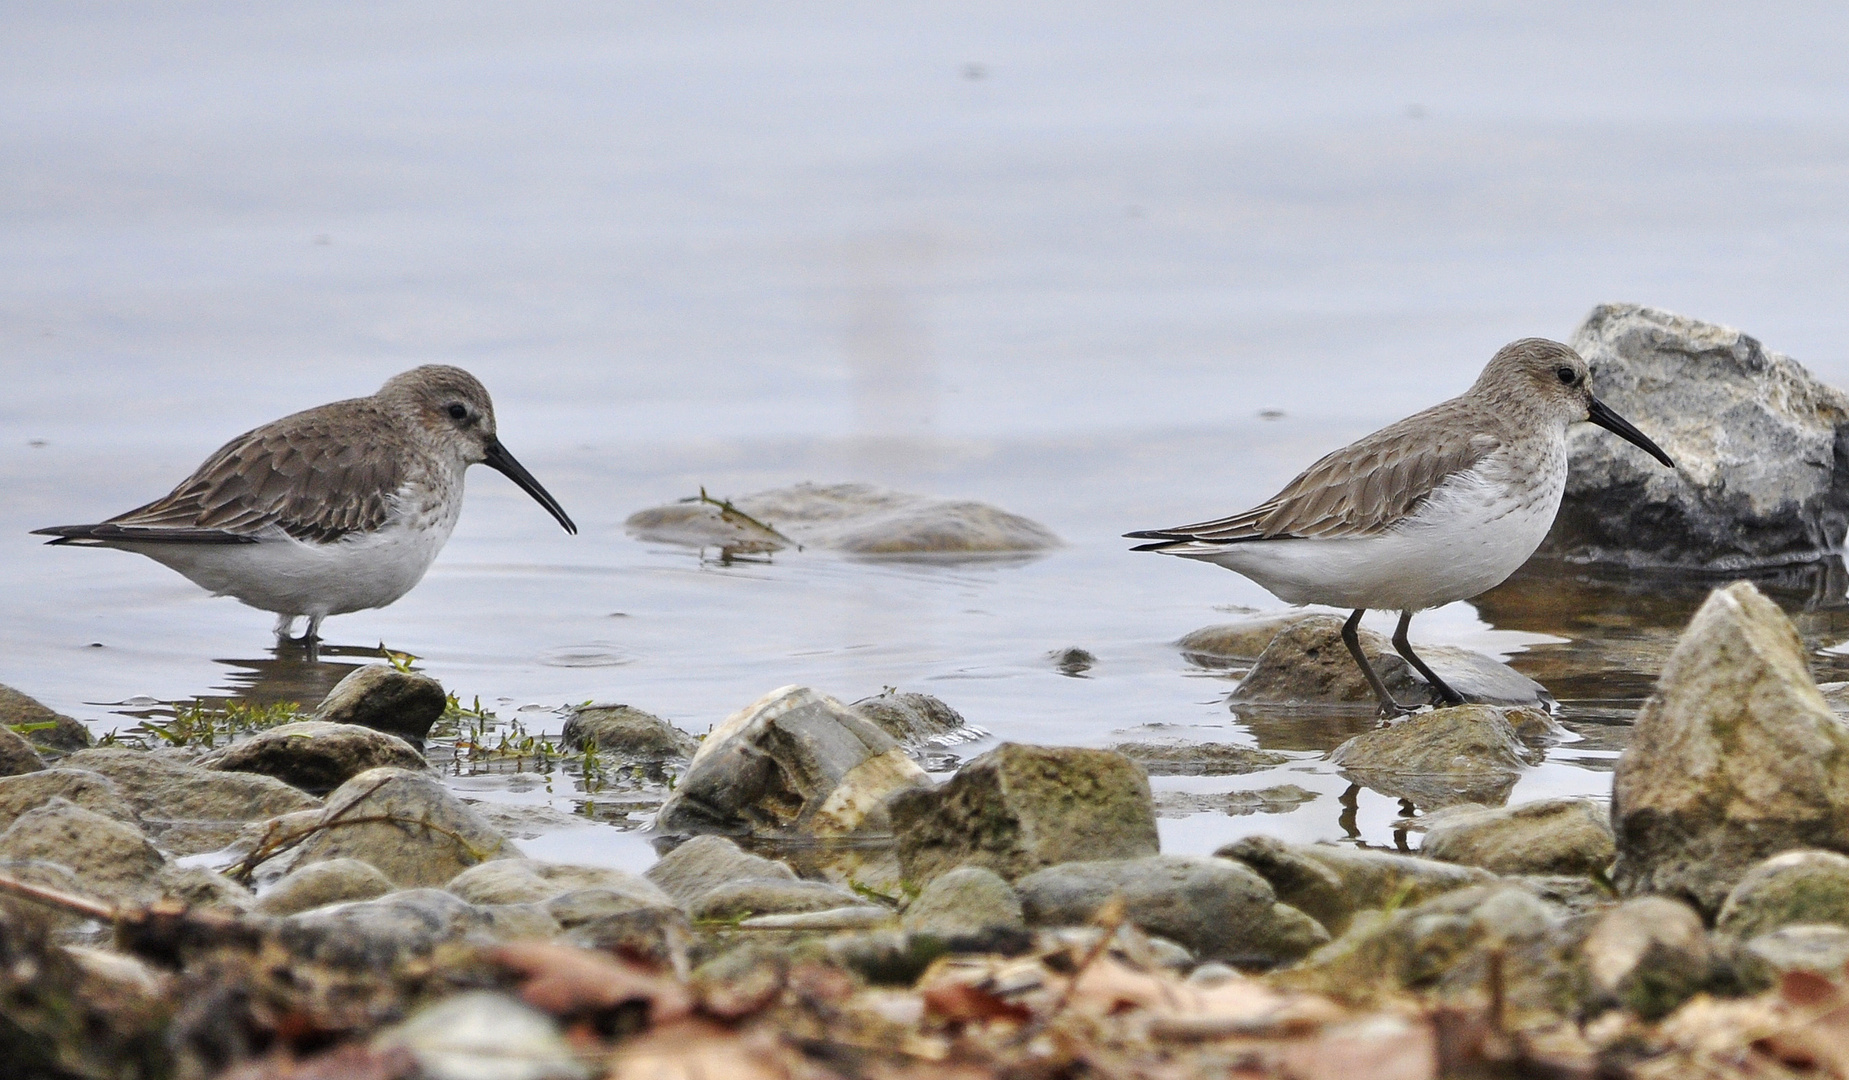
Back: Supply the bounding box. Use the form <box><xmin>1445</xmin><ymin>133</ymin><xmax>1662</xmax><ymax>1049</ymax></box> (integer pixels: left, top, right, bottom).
<box><xmin>3</xmin><ymin>576</ymin><xmax>1849</xmax><ymax>1079</ymax></box>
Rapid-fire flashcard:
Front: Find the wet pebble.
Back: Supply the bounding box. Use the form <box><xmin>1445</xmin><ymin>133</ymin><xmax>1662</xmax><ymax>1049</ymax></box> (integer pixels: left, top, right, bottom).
<box><xmin>1016</xmin><ymin>854</ymin><xmax>1328</xmax><ymax>966</ymax></box>
<box><xmin>1326</xmin><ymin>705</ymin><xmax>1537</xmax><ymax>808</ymax></box>
<box><xmin>255</xmin><ymin>857</ymin><xmax>395</xmax><ymax>916</ymax></box>
<box><xmin>60</xmin><ymin>747</ymin><xmax>321</xmax><ymax>855</ymax></box>
<box><xmin>901</xmin><ymin>866</ymin><xmax>1024</xmax><ymax>937</ymax></box>
<box><xmin>1715</xmin><ymin>849</ymin><xmax>1849</xmax><ymax>940</ymax></box>
<box><xmin>312</xmin><ymin>663</ymin><xmax>448</xmax><ymax>747</ymax></box>
<box><xmin>448</xmin><ymin>858</ymin><xmax>670</xmax><ymax>908</ymax></box>
<box><xmin>560</xmin><ymin>704</ymin><xmax>697</xmax><ymax>760</ymax></box>
<box><xmin>372</xmin><ymin>989</ymin><xmax>592</xmax><ymax>1080</ymax></box>
<box><xmin>891</xmin><ymin>743</ymin><xmax>1158</xmax><ymax>885</ymax></box>
<box><xmin>0</xmin><ymin>797</ymin><xmax>166</xmax><ymax>904</ymax></box>
<box><xmin>1219</xmin><ymin>835</ymin><xmax>1492</xmax><ymax>936</ymax></box>
<box><xmin>197</xmin><ymin>720</ymin><xmax>427</xmax><ymax>795</ymax></box>
<box><xmin>0</xmin><ymin>726</ymin><xmax>46</xmax><ymax>778</ymax></box>
<box><xmin>644</xmin><ymin>835</ymin><xmax>798</xmax><ymax>909</ymax></box>
<box><xmin>1418</xmin><ymin>797</ymin><xmax>1615</xmax><ymax>876</ymax></box>
<box><xmin>288</xmin><ymin>767</ymin><xmax>512</xmax><ymax>887</ymax></box>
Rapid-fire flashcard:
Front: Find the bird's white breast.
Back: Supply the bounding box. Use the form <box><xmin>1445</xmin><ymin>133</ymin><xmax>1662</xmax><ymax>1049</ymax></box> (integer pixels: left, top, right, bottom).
<box><xmin>127</xmin><ymin>479</ymin><xmax>463</xmax><ymax>619</ymax></box>
<box><xmin>1190</xmin><ymin>439</ymin><xmax>1569</xmax><ymax>612</ymax></box>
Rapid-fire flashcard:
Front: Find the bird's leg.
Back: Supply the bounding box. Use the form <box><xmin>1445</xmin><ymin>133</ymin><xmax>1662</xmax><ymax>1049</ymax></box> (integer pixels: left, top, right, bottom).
<box><xmin>302</xmin><ymin>615</ymin><xmax>324</xmax><ymax>644</ymax></box>
<box><xmin>273</xmin><ymin>614</ymin><xmax>298</xmax><ymax>641</ymax></box>
<box><xmin>1391</xmin><ymin>610</ymin><xmax>1466</xmax><ymax>707</ymax></box>
<box><xmin>1342</xmin><ymin>608</ymin><xmax>1413</xmax><ymax>717</ymax></box>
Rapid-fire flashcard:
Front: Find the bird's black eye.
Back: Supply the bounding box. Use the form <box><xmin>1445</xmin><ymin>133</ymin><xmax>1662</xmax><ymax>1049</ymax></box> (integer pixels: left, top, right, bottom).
<box><xmin>1556</xmin><ymin>366</ymin><xmax>1577</xmax><ymax>385</ymax></box>
<box><xmin>447</xmin><ymin>403</ymin><xmax>468</xmax><ymax>421</ymax></box>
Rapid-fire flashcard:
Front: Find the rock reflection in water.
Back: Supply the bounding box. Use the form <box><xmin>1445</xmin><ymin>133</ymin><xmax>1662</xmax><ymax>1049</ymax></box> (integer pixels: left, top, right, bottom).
<box><xmin>210</xmin><ymin>642</ymin><xmax>375</xmax><ymax>710</ymax></box>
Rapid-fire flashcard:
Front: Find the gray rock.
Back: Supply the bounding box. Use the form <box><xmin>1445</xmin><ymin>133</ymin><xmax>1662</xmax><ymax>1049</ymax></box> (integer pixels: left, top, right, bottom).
<box><xmin>1737</xmin><ymin>925</ymin><xmax>1849</xmax><ymax>988</ymax></box>
<box><xmin>1716</xmin><ymin>850</ymin><xmax>1849</xmax><ymax>940</ymax></box>
<box><xmin>1109</xmin><ymin>741</ymin><xmax>1289</xmax><ymax>777</ymax></box>
<box><xmin>197</xmin><ymin>720</ymin><xmax>427</xmax><ymax>795</ymax></box>
<box><xmin>546</xmin><ymin>888</ymin><xmax>690</xmax><ymax>964</ymax></box>
<box><xmin>1176</xmin><ymin>613</ymin><xmax>1314</xmax><ymax>668</ymax></box>
<box><xmin>0</xmin><ymin>768</ymin><xmax>141</xmax><ymax>834</ymax></box>
<box><xmin>1231</xmin><ymin>615</ymin><xmax>1548</xmax><ymax>708</ymax></box>
<box><xmin>626</xmin><ymin>482</ymin><xmax>1060</xmax><ymax>555</ymax></box>
<box><xmin>255</xmin><ymin>858</ymin><xmax>396</xmax><ymax>916</ymax></box>
<box><xmin>0</xmin><ymin>684</ymin><xmax>93</xmax><ymax>753</ymax></box>
<box><xmin>890</xmin><ymin>743</ymin><xmax>1159</xmax><ymax>885</ymax></box>
<box><xmin>1611</xmin><ymin>581</ymin><xmax>1849</xmax><ymax>917</ymax></box>
<box><xmin>373</xmin><ymin>990</ymin><xmax>591</xmax><ymax>1080</ymax></box>
<box><xmin>0</xmin><ymin>726</ymin><xmax>45</xmax><ymax>778</ymax></box>
<box><xmin>644</xmin><ymin>835</ymin><xmax>798</xmax><ymax>908</ymax></box>
<box><xmin>476</xmin><ymin>903</ymin><xmax>562</xmax><ymax>941</ymax></box>
<box><xmin>462</xmin><ymin>800</ymin><xmax>603</xmax><ymax>840</ymax></box>
<box><xmin>1017</xmin><ymin>855</ymin><xmax>1327</xmax><ymax>966</ymax></box>
<box><xmin>279</xmin><ymin>888</ymin><xmax>486</xmax><ymax>968</ymax></box>
<box><xmin>0</xmin><ymin>797</ymin><xmax>165</xmax><ymax>904</ymax></box>
<box><xmin>690</xmin><ymin>878</ymin><xmax>870</xmax><ymax>922</ymax></box>
<box><xmin>740</xmin><ymin>907</ymin><xmax>897</xmax><ymax>931</ymax></box>
<box><xmin>1548</xmin><ymin>303</ymin><xmax>1849</xmax><ymax>568</ymax></box>
<box><xmin>559</xmin><ymin>705</ymin><xmax>698</xmax><ymax>760</ymax></box>
<box><xmin>1046</xmin><ymin>648</ymin><xmax>1097</xmax><ymax>676</ymax></box>
<box><xmin>654</xmin><ymin>685</ymin><xmax>930</xmax><ymax>839</ymax></box>
<box><xmin>154</xmin><ymin>864</ymin><xmax>254</xmax><ymax>911</ymax></box>
<box><xmin>448</xmin><ymin>858</ymin><xmax>671</xmax><ymax>908</ymax></box>
<box><xmin>849</xmin><ymin>691</ymin><xmax>971</xmax><ymax>744</ymax></box>
<box><xmin>1418</xmin><ymin>798</ymin><xmax>1615</xmax><ymax>876</ymax></box>
<box><xmin>311</xmin><ymin>664</ymin><xmax>448</xmax><ymax>746</ymax></box>
<box><xmin>1326</xmin><ymin>705</ymin><xmax>1540</xmax><ymax>808</ymax></box>
<box><xmin>60</xmin><ymin>747</ymin><xmax>321</xmax><ymax>854</ymax></box>
<box><xmin>1580</xmin><ymin>896</ymin><xmax>1711</xmax><ymax>1020</ymax></box>
<box><xmin>901</xmin><ymin>866</ymin><xmax>1025</xmax><ymax>937</ymax></box>
<box><xmin>290</xmin><ymin>767</ymin><xmax>512</xmax><ymax>887</ymax></box>
<box><xmin>1218</xmin><ymin>835</ymin><xmax>1494</xmax><ymax>936</ymax></box>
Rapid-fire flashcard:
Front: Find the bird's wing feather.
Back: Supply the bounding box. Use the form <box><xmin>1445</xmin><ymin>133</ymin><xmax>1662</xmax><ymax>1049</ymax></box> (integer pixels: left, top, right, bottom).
<box><xmin>88</xmin><ymin>401</ymin><xmax>407</xmax><ymax>544</ymax></box>
<box><xmin>1128</xmin><ymin>399</ymin><xmax>1503</xmax><ymax>547</ymax></box>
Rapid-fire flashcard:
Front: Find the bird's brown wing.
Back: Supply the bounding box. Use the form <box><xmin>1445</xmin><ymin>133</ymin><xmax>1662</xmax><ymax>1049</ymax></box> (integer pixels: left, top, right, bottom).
<box><xmin>1127</xmin><ymin>399</ymin><xmax>1503</xmax><ymax>547</ymax></box>
<box><xmin>40</xmin><ymin>400</ymin><xmax>406</xmax><ymax>545</ymax></box>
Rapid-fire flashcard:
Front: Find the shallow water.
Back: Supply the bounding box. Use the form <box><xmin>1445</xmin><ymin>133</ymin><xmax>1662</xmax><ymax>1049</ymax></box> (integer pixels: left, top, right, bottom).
<box><xmin>7</xmin><ymin>4</ymin><xmax>1849</xmax><ymax>873</ymax></box>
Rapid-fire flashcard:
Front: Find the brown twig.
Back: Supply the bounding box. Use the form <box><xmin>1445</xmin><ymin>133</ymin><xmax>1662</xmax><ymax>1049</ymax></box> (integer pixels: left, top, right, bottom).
<box><xmin>679</xmin><ymin>487</ymin><xmax>801</xmax><ymax>550</ymax></box>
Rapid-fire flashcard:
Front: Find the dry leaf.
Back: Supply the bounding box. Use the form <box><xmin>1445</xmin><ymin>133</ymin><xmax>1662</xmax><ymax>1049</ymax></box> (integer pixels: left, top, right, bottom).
<box><xmin>492</xmin><ymin>941</ymin><xmax>693</xmax><ymax>1027</ymax></box>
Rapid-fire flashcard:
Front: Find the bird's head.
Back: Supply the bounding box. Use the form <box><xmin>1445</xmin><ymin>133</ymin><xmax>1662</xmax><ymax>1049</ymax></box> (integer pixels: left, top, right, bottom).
<box><xmin>1475</xmin><ymin>338</ymin><xmax>1674</xmax><ymax>469</ymax></box>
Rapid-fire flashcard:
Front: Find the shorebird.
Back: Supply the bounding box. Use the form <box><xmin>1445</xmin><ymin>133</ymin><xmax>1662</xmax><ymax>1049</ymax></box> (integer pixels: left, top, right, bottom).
<box><xmin>34</xmin><ymin>365</ymin><xmax>576</xmax><ymax>643</ymax></box>
<box><xmin>1127</xmin><ymin>338</ymin><xmax>1674</xmax><ymax>715</ymax></box>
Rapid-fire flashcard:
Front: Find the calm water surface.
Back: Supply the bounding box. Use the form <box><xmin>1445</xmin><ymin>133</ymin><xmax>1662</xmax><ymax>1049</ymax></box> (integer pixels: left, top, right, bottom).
<box><xmin>7</xmin><ymin>3</ymin><xmax>1849</xmax><ymax>871</ymax></box>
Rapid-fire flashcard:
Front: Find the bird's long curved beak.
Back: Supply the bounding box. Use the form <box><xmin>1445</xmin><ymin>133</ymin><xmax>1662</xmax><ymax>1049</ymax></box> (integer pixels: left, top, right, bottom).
<box><xmin>1587</xmin><ymin>397</ymin><xmax>1675</xmax><ymax>469</ymax></box>
<box><xmin>482</xmin><ymin>439</ymin><xmax>578</xmax><ymax>534</ymax></box>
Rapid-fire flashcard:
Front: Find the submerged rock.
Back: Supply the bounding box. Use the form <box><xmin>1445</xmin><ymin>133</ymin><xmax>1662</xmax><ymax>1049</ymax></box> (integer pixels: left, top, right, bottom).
<box><xmin>1418</xmin><ymin>798</ymin><xmax>1615</xmax><ymax>876</ymax></box>
<box><xmin>198</xmin><ymin>720</ymin><xmax>427</xmax><ymax>794</ymax></box>
<box><xmin>1109</xmin><ymin>741</ymin><xmax>1288</xmax><ymax>776</ymax></box>
<box><xmin>59</xmin><ymin>748</ymin><xmax>321</xmax><ymax>855</ymax></box>
<box><xmin>255</xmin><ymin>857</ymin><xmax>395</xmax><ymax>916</ymax></box>
<box><xmin>653</xmin><ymin>685</ymin><xmax>929</xmax><ymax>839</ymax></box>
<box><xmin>644</xmin><ymin>835</ymin><xmax>798</xmax><ymax>910</ymax></box>
<box><xmin>0</xmin><ymin>684</ymin><xmax>93</xmax><ymax>753</ymax></box>
<box><xmin>0</xmin><ymin>798</ymin><xmax>165</xmax><ymax>904</ymax></box>
<box><xmin>1611</xmin><ymin>581</ymin><xmax>1849</xmax><ymax>916</ymax></box>
<box><xmin>1176</xmin><ymin>613</ymin><xmax>1313</xmax><ymax>668</ymax></box>
<box><xmin>626</xmin><ymin>482</ymin><xmax>1060</xmax><ymax>555</ymax></box>
<box><xmin>1231</xmin><ymin>616</ymin><xmax>1549</xmax><ymax>709</ymax></box>
<box><xmin>1547</xmin><ymin>303</ymin><xmax>1849</xmax><ymax>568</ymax></box>
<box><xmin>1219</xmin><ymin>835</ymin><xmax>1493</xmax><ymax>936</ymax></box>
<box><xmin>1017</xmin><ymin>855</ymin><xmax>1327</xmax><ymax>966</ymax></box>
<box><xmin>560</xmin><ymin>704</ymin><xmax>698</xmax><ymax>760</ymax></box>
<box><xmin>311</xmin><ymin>664</ymin><xmax>448</xmax><ymax>746</ymax></box>
<box><xmin>890</xmin><ymin>743</ymin><xmax>1159</xmax><ymax>885</ymax></box>
<box><xmin>1326</xmin><ymin>705</ymin><xmax>1539</xmax><ymax>809</ymax></box>
<box><xmin>901</xmin><ymin>866</ymin><xmax>1025</xmax><ymax>937</ymax></box>
<box><xmin>849</xmin><ymin>691</ymin><xmax>973</xmax><ymax>745</ymax></box>
<box><xmin>546</xmin><ymin>889</ymin><xmax>690</xmax><ymax>962</ymax></box>
<box><xmin>289</xmin><ymin>767</ymin><xmax>512</xmax><ymax>888</ymax></box>
<box><xmin>1715</xmin><ymin>850</ymin><xmax>1849</xmax><ymax>940</ymax></box>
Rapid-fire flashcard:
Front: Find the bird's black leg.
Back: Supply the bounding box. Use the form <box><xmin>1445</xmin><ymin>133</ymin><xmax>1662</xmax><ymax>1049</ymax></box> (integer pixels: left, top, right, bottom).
<box><xmin>1391</xmin><ymin>610</ymin><xmax>1466</xmax><ymax>706</ymax></box>
<box><xmin>1341</xmin><ymin>608</ymin><xmax>1412</xmax><ymax>717</ymax></box>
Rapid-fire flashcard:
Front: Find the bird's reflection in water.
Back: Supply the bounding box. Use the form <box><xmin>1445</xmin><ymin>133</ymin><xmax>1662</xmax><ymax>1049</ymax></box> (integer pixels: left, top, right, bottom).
<box><xmin>210</xmin><ymin>641</ymin><xmax>380</xmax><ymax>710</ymax></box>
